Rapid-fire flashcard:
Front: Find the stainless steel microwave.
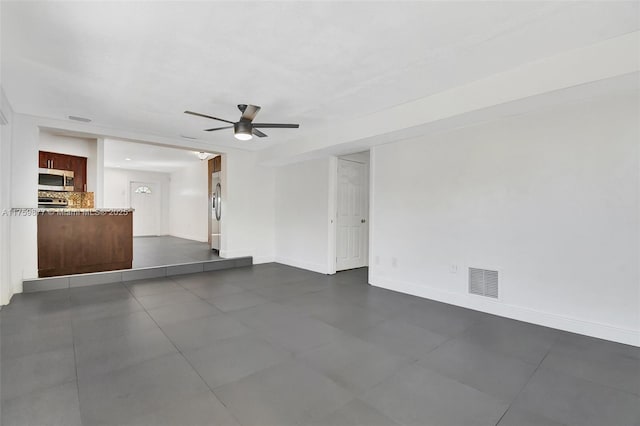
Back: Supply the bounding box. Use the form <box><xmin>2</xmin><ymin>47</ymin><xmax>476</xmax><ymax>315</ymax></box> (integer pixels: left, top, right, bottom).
<box><xmin>38</xmin><ymin>168</ymin><xmax>74</xmax><ymax>192</ymax></box>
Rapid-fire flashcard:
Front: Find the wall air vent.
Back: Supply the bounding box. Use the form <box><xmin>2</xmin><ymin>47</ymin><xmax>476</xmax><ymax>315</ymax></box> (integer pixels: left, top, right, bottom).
<box><xmin>469</xmin><ymin>267</ymin><xmax>499</xmax><ymax>299</ymax></box>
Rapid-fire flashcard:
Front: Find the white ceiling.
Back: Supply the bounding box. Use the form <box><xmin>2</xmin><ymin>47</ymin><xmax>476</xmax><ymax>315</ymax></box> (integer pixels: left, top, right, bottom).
<box><xmin>104</xmin><ymin>138</ymin><xmax>214</xmax><ymax>173</ymax></box>
<box><xmin>2</xmin><ymin>2</ymin><xmax>638</xmax><ymax>151</ymax></box>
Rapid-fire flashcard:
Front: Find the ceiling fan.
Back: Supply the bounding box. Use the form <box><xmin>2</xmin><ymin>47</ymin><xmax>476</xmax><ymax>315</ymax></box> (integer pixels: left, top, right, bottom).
<box><xmin>185</xmin><ymin>104</ymin><xmax>299</xmax><ymax>141</ymax></box>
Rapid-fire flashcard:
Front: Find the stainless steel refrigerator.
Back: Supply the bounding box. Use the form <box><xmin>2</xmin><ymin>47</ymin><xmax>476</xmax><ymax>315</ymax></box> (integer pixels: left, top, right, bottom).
<box><xmin>211</xmin><ymin>172</ymin><xmax>221</xmax><ymax>251</ymax></box>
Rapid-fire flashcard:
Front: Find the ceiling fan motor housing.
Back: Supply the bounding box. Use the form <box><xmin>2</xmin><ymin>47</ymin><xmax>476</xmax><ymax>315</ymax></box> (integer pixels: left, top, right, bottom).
<box><xmin>234</xmin><ymin>120</ymin><xmax>253</xmax><ymax>140</ymax></box>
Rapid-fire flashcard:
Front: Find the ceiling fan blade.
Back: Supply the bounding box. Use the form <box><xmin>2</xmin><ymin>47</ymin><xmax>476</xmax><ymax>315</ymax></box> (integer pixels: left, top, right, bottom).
<box><xmin>252</xmin><ymin>123</ymin><xmax>299</xmax><ymax>128</ymax></box>
<box><xmin>204</xmin><ymin>126</ymin><xmax>233</xmax><ymax>132</ymax></box>
<box><xmin>241</xmin><ymin>105</ymin><xmax>261</xmax><ymax>122</ymax></box>
<box><xmin>185</xmin><ymin>111</ymin><xmax>234</xmax><ymax>124</ymax></box>
<box><xmin>252</xmin><ymin>128</ymin><xmax>268</xmax><ymax>138</ymax></box>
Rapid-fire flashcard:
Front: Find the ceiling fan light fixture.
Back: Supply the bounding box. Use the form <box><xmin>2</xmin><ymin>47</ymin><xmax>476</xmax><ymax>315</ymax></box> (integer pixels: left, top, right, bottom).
<box><xmin>185</xmin><ymin>105</ymin><xmax>298</xmax><ymax>140</ymax></box>
<box><xmin>234</xmin><ymin>121</ymin><xmax>253</xmax><ymax>141</ymax></box>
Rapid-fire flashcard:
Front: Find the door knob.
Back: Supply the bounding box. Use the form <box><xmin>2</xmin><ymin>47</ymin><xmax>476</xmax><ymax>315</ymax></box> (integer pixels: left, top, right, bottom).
<box><xmin>361</xmin><ymin>219</ymin><xmax>366</xmax><ymax>223</ymax></box>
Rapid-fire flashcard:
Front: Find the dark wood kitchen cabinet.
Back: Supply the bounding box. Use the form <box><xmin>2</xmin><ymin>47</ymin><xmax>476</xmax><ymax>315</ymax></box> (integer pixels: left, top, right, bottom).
<box><xmin>39</xmin><ymin>151</ymin><xmax>87</xmax><ymax>192</ymax></box>
<box><xmin>39</xmin><ymin>151</ymin><xmax>54</xmax><ymax>168</ymax></box>
<box><xmin>70</xmin><ymin>156</ymin><xmax>87</xmax><ymax>192</ymax></box>
<box><xmin>39</xmin><ymin>151</ymin><xmax>70</xmax><ymax>170</ymax></box>
<box><xmin>212</xmin><ymin>155</ymin><xmax>222</xmax><ymax>172</ymax></box>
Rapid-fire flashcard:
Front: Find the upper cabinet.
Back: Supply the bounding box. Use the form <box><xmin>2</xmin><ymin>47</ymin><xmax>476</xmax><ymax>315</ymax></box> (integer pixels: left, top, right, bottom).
<box><xmin>71</xmin><ymin>156</ymin><xmax>87</xmax><ymax>192</ymax></box>
<box><xmin>213</xmin><ymin>155</ymin><xmax>222</xmax><ymax>173</ymax></box>
<box><xmin>39</xmin><ymin>151</ymin><xmax>87</xmax><ymax>192</ymax></box>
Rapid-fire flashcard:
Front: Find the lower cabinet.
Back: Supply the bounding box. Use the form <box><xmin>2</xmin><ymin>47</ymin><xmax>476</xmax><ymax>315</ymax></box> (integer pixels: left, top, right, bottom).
<box><xmin>38</xmin><ymin>211</ymin><xmax>133</xmax><ymax>277</ymax></box>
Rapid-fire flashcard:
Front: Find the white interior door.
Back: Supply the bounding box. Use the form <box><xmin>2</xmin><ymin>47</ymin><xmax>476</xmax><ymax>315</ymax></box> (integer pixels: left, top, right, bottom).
<box><xmin>336</xmin><ymin>159</ymin><xmax>369</xmax><ymax>271</ymax></box>
<box><xmin>130</xmin><ymin>182</ymin><xmax>159</xmax><ymax>236</ymax></box>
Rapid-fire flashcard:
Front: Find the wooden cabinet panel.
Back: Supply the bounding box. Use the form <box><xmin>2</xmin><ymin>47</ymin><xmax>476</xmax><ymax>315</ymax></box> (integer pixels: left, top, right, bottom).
<box><xmin>72</xmin><ymin>157</ymin><xmax>87</xmax><ymax>192</ymax></box>
<box><xmin>38</xmin><ymin>151</ymin><xmax>88</xmax><ymax>191</ymax></box>
<box><xmin>49</xmin><ymin>152</ymin><xmax>70</xmax><ymax>170</ymax></box>
<box><xmin>38</xmin><ymin>152</ymin><xmax>49</xmax><ymax>168</ymax></box>
<box><xmin>38</xmin><ymin>212</ymin><xmax>133</xmax><ymax>277</ymax></box>
<box><xmin>53</xmin><ymin>153</ymin><xmax>70</xmax><ymax>170</ymax></box>
<box><xmin>39</xmin><ymin>151</ymin><xmax>70</xmax><ymax>170</ymax></box>
<box><xmin>213</xmin><ymin>155</ymin><xmax>222</xmax><ymax>172</ymax></box>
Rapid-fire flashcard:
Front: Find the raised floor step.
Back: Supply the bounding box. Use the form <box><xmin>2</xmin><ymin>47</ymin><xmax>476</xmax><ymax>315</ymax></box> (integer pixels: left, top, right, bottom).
<box><xmin>22</xmin><ymin>257</ymin><xmax>253</xmax><ymax>293</ymax></box>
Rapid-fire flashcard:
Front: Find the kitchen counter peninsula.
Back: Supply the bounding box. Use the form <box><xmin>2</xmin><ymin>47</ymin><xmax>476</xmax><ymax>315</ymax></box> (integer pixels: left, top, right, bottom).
<box><xmin>37</xmin><ymin>208</ymin><xmax>134</xmax><ymax>277</ymax></box>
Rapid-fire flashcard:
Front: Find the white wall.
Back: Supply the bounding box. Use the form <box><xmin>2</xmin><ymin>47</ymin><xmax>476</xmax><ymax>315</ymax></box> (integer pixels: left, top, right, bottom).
<box><xmin>167</xmin><ymin>152</ymin><xmax>278</xmax><ymax>260</ymax></box>
<box><xmin>0</xmin><ymin>88</ymin><xmax>14</xmax><ymax>305</ymax></box>
<box><xmin>169</xmin><ymin>160</ymin><xmax>209</xmax><ymax>242</ymax></box>
<box><xmin>370</xmin><ymin>92</ymin><xmax>639</xmax><ymax>346</ymax></box>
<box><xmin>220</xmin><ymin>150</ymin><xmax>276</xmax><ymax>263</ymax></box>
<box><xmin>104</xmin><ymin>167</ymin><xmax>170</xmax><ymax>235</ymax></box>
<box><xmin>8</xmin><ymin>115</ymin><xmax>38</xmax><ymax>299</ymax></box>
<box><xmin>39</xmin><ymin>132</ymin><xmax>99</xmax><ymax>193</ymax></box>
<box><xmin>274</xmin><ymin>157</ymin><xmax>333</xmax><ymax>273</ymax></box>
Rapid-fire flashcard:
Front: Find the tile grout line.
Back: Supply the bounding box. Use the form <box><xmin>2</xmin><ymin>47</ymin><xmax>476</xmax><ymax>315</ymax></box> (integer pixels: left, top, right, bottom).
<box><xmin>491</xmin><ymin>341</ymin><xmax>555</xmax><ymax>426</ymax></box>
<box><xmin>121</xmin><ymin>280</ymin><xmax>245</xmax><ymax>426</ymax></box>
<box><xmin>66</xmin><ymin>288</ymin><xmax>85</xmax><ymax>426</ymax></box>
<box><xmin>350</xmin><ymin>321</ymin><xmax>476</xmax><ymax>404</ymax></box>
<box><xmin>168</xmin><ymin>271</ymin><xmax>410</xmax><ymax>401</ymax></box>
<box><xmin>168</xmin><ymin>275</ymin><xmax>225</xmax><ymax>308</ymax></box>
<box><xmin>169</xmin><ymin>273</ymin><xmax>331</xmax><ymax>355</ymax></box>
<box><xmin>349</xmin><ymin>313</ymin><xmax>543</xmax><ymax>426</ymax></box>
<box><xmin>536</xmin><ymin>336</ymin><xmax>640</xmax><ymax>398</ymax></box>
<box><xmin>168</xmin><ymin>273</ymin><xmax>317</xmax><ymax>392</ymax></box>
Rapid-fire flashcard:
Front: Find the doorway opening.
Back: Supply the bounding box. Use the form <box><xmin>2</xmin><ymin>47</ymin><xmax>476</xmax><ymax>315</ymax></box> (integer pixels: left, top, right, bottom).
<box><xmin>130</xmin><ymin>181</ymin><xmax>160</xmax><ymax>236</ymax></box>
<box><xmin>102</xmin><ymin>138</ymin><xmax>223</xmax><ymax>268</ymax></box>
<box><xmin>334</xmin><ymin>151</ymin><xmax>370</xmax><ymax>272</ymax></box>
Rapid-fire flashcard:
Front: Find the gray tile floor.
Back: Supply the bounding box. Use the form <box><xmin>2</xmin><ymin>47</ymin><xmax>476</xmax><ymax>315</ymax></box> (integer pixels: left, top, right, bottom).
<box><xmin>133</xmin><ymin>236</ymin><xmax>220</xmax><ymax>268</ymax></box>
<box><xmin>1</xmin><ymin>264</ymin><xmax>639</xmax><ymax>426</ymax></box>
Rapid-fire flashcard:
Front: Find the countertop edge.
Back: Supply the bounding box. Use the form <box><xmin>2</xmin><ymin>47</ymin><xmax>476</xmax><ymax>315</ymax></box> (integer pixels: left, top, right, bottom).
<box><xmin>8</xmin><ymin>208</ymin><xmax>134</xmax><ymax>215</ymax></box>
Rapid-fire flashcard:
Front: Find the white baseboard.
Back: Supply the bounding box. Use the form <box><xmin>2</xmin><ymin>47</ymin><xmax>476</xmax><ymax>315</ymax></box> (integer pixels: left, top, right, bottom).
<box><xmin>167</xmin><ymin>233</ymin><xmax>207</xmax><ymax>243</ymax></box>
<box><xmin>253</xmin><ymin>256</ymin><xmax>276</xmax><ymax>264</ymax></box>
<box><xmin>218</xmin><ymin>248</ymin><xmax>275</xmax><ymax>265</ymax></box>
<box><xmin>220</xmin><ymin>249</ymin><xmax>252</xmax><ymax>259</ymax></box>
<box><xmin>370</xmin><ymin>275</ymin><xmax>639</xmax><ymax>347</ymax></box>
<box><xmin>275</xmin><ymin>256</ymin><xmax>328</xmax><ymax>274</ymax></box>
